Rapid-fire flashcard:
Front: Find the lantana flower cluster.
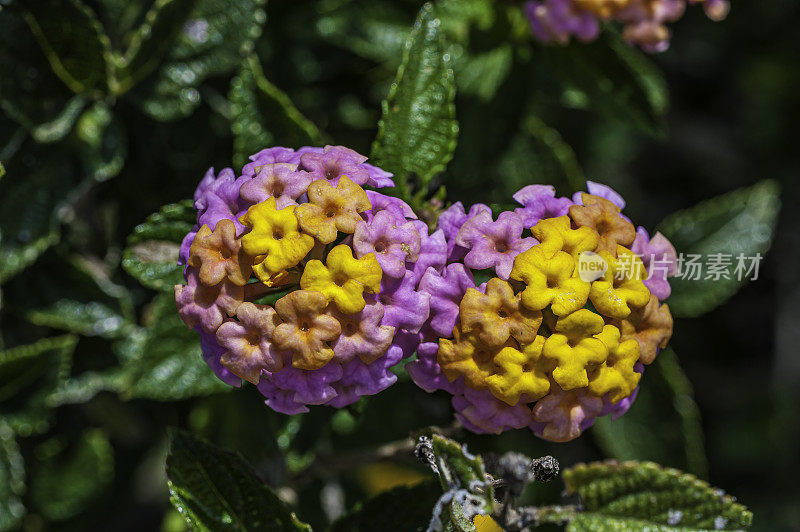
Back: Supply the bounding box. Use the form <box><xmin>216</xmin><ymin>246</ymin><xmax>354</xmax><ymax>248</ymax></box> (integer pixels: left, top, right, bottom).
<box><xmin>407</xmin><ymin>182</ymin><xmax>677</xmax><ymax>442</ymax></box>
<box><xmin>524</xmin><ymin>0</ymin><xmax>730</xmax><ymax>52</ymax></box>
<box><xmin>175</xmin><ymin>146</ymin><xmax>441</xmax><ymax>414</ymax></box>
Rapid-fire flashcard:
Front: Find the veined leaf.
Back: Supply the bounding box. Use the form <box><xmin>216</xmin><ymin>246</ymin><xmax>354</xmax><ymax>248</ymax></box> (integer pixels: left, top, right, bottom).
<box><xmin>29</xmin><ymin>429</ymin><xmax>114</xmax><ymax>521</ymax></box>
<box><xmin>657</xmin><ymin>180</ymin><xmax>780</xmax><ymax>318</ymax></box>
<box><xmin>21</xmin><ymin>0</ymin><xmax>113</xmax><ymax>94</ymax></box>
<box><xmin>230</xmin><ymin>55</ymin><xmax>323</xmax><ymax>169</ymax></box>
<box><xmin>563</xmin><ymin>461</ymin><xmax>752</xmax><ymax>530</ymax></box>
<box><xmin>0</xmin><ymin>420</ymin><xmax>25</xmax><ymax>532</ymax></box>
<box><xmin>166</xmin><ymin>430</ymin><xmax>312</xmax><ymax>531</ymax></box>
<box><xmin>122</xmin><ymin>200</ymin><xmax>195</xmax><ymax>292</ymax></box>
<box><xmin>592</xmin><ymin>349</ymin><xmax>708</xmax><ymax>478</ymax></box>
<box><xmin>371</xmin><ymin>2</ymin><xmax>459</xmax><ymax>205</ymax></box>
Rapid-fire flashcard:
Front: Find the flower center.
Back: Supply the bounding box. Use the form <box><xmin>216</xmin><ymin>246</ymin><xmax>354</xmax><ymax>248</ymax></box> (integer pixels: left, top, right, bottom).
<box><xmin>374</xmin><ymin>241</ymin><xmax>387</xmax><ymax>253</ymax></box>
<box><xmin>325</xmin><ymin>165</ymin><xmax>341</xmax><ymax>180</ymax></box>
<box><xmin>333</xmin><ymin>274</ymin><xmax>348</xmax><ymax>287</ymax></box>
<box><xmin>299</xmin><ymin>321</ymin><xmax>311</xmax><ymax>332</ymax></box>
<box><xmin>272</xmin><ymin>229</ymin><xmax>284</xmax><ymax>240</ymax></box>
<box><xmin>246</xmin><ymin>332</ymin><xmax>260</xmax><ymax>346</ymax></box>
<box><xmin>495</xmin><ymin>241</ymin><xmax>509</xmax><ymax>253</ymax></box>
<box><xmin>219</xmin><ymin>248</ymin><xmax>232</xmax><ymax>260</ymax></box>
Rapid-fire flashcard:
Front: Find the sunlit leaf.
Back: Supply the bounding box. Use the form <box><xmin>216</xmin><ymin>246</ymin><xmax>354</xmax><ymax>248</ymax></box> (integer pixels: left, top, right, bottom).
<box><xmin>371</xmin><ymin>2</ymin><xmax>459</xmax><ymax>205</ymax></box>
<box><xmin>563</xmin><ymin>461</ymin><xmax>752</xmax><ymax>530</ymax></box>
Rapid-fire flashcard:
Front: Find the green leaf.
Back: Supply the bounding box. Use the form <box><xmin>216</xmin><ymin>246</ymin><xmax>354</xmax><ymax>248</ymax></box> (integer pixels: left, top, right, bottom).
<box><xmin>122</xmin><ymin>200</ymin><xmax>195</xmax><ymax>292</ymax></box>
<box><xmin>657</xmin><ymin>180</ymin><xmax>780</xmax><ymax>318</ymax></box>
<box><xmin>543</xmin><ymin>28</ymin><xmax>668</xmax><ymax>137</ymax></box>
<box><xmin>21</xmin><ymin>0</ymin><xmax>113</xmax><ymax>94</ymax></box>
<box><xmin>562</xmin><ymin>461</ymin><xmax>752</xmax><ymax>530</ymax></box>
<box><xmin>371</xmin><ymin>2</ymin><xmax>459</xmax><ymax>205</ymax></box>
<box><xmin>0</xmin><ymin>420</ymin><xmax>25</xmax><ymax>532</ymax></box>
<box><xmin>330</xmin><ymin>480</ymin><xmax>442</xmax><ymax>532</ymax></box>
<box><xmin>230</xmin><ymin>55</ymin><xmax>323</xmax><ymax>169</ymax></box>
<box><xmin>76</xmin><ymin>102</ymin><xmax>127</xmax><ymax>181</ymax></box>
<box><xmin>166</xmin><ymin>429</ymin><xmax>312</xmax><ymax>531</ymax></box>
<box><xmin>122</xmin><ymin>293</ymin><xmax>231</xmax><ymax>400</ymax></box>
<box><xmin>133</xmin><ymin>0</ymin><xmax>267</xmax><ymax>119</ymax></box>
<box><xmin>0</xmin><ymin>335</ymin><xmax>77</xmax><ymax>436</ymax></box>
<box><xmin>29</xmin><ymin>429</ymin><xmax>114</xmax><ymax>521</ymax></box>
<box><xmin>592</xmin><ymin>349</ymin><xmax>708</xmax><ymax>478</ymax></box>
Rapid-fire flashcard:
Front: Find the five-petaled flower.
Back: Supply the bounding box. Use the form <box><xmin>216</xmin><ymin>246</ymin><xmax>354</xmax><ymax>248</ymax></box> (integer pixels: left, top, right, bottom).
<box><xmin>569</xmin><ymin>193</ymin><xmax>635</xmax><ymax>254</ymax></box>
<box><xmin>354</xmin><ymin>210</ymin><xmax>422</xmax><ymax>278</ymax></box>
<box><xmin>216</xmin><ymin>303</ymin><xmax>284</xmax><ymax>384</ymax></box>
<box><xmin>589</xmin><ymin>246</ymin><xmax>651</xmax><ymax>319</ymax></box>
<box><xmin>459</xmin><ymin>278</ymin><xmax>542</xmax><ymax>347</ymax></box>
<box><xmin>239</xmin><ymin>197</ymin><xmax>314</xmax><ymax>283</ymax></box>
<box><xmin>438</xmin><ymin>326</ymin><xmax>516</xmax><ymax>390</ymax></box>
<box><xmin>541</xmin><ymin>309</ymin><xmax>617</xmax><ymax>390</ymax></box>
<box><xmin>299</xmin><ymin>244</ymin><xmax>382</xmax><ymax>314</ymax></box>
<box><xmin>510</xmin><ymin>246</ymin><xmax>590</xmax><ymax>316</ymax></box>
<box><xmin>455</xmin><ymin>210</ymin><xmax>537</xmax><ymax>280</ymax></box>
<box><xmin>530</xmin><ymin>215</ymin><xmax>598</xmax><ymax>262</ymax></box>
<box><xmin>295</xmin><ymin>176</ymin><xmax>371</xmax><ymax>244</ymax></box>
<box><xmin>485</xmin><ymin>336</ymin><xmax>551</xmax><ymax>406</ymax></box>
<box><xmin>188</xmin><ymin>219</ymin><xmax>252</xmax><ymax>286</ymax></box>
<box><xmin>272</xmin><ymin>290</ymin><xmax>342</xmax><ymax>370</ymax></box>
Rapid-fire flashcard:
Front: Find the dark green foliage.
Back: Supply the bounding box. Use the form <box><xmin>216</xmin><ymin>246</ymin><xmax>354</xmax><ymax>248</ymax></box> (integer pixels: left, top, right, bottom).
<box><xmin>563</xmin><ymin>461</ymin><xmax>753</xmax><ymax>530</ymax></box>
<box><xmin>167</xmin><ymin>429</ymin><xmax>312</xmax><ymax>531</ymax></box>
<box><xmin>592</xmin><ymin>349</ymin><xmax>707</xmax><ymax>478</ymax></box>
<box><xmin>658</xmin><ymin>180</ymin><xmax>781</xmax><ymax>318</ymax></box>
<box><xmin>330</xmin><ymin>480</ymin><xmax>442</xmax><ymax>532</ymax></box>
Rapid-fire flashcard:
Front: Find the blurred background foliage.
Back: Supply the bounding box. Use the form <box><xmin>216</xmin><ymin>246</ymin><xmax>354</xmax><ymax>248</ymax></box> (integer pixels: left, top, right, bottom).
<box><xmin>0</xmin><ymin>0</ymin><xmax>796</xmax><ymax>530</ymax></box>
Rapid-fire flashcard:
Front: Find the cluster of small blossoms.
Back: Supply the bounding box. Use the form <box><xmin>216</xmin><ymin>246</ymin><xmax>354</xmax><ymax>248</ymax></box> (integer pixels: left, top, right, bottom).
<box><xmin>175</xmin><ymin>146</ymin><xmax>442</xmax><ymax>414</ymax></box>
<box><xmin>524</xmin><ymin>0</ymin><xmax>730</xmax><ymax>52</ymax></box>
<box><xmin>408</xmin><ymin>181</ymin><xmax>677</xmax><ymax>442</ymax></box>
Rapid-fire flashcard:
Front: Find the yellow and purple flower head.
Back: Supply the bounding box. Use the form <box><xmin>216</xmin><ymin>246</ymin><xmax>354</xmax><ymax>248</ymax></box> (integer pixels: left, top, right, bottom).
<box><xmin>175</xmin><ymin>146</ymin><xmax>442</xmax><ymax>413</ymax></box>
<box><xmin>408</xmin><ymin>181</ymin><xmax>677</xmax><ymax>442</ymax></box>
<box><xmin>525</xmin><ymin>0</ymin><xmax>729</xmax><ymax>52</ymax></box>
